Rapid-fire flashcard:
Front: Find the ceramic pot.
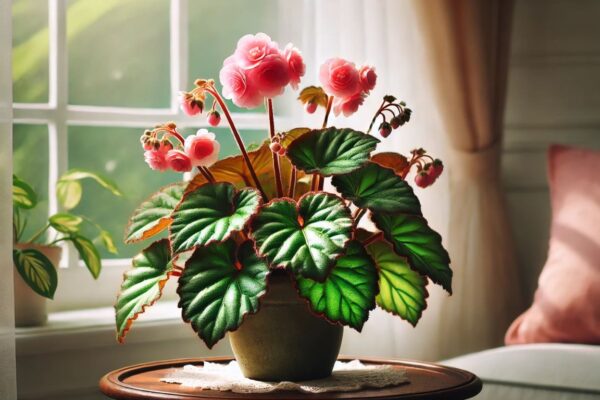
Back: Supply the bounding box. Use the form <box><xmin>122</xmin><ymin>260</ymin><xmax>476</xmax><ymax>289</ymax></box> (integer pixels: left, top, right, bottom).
<box><xmin>228</xmin><ymin>270</ymin><xmax>343</xmax><ymax>381</ymax></box>
<box><xmin>13</xmin><ymin>243</ymin><xmax>62</xmax><ymax>327</ymax></box>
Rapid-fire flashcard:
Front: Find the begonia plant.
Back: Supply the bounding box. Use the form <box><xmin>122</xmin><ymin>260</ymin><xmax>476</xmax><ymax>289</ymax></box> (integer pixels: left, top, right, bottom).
<box><xmin>115</xmin><ymin>33</ymin><xmax>452</xmax><ymax>348</ymax></box>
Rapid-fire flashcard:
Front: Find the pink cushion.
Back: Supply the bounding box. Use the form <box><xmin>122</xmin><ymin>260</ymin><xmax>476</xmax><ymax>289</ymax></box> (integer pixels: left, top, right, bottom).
<box><xmin>505</xmin><ymin>144</ymin><xmax>600</xmax><ymax>345</ymax></box>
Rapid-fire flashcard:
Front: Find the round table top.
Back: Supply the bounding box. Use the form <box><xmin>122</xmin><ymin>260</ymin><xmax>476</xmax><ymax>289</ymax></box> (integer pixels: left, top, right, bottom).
<box><xmin>99</xmin><ymin>356</ymin><xmax>482</xmax><ymax>400</ymax></box>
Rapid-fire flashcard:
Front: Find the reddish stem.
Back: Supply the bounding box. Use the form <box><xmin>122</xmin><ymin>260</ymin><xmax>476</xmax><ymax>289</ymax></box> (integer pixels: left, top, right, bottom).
<box><xmin>288</xmin><ymin>167</ymin><xmax>297</xmax><ymax>198</ymax></box>
<box><xmin>267</xmin><ymin>99</ymin><xmax>284</xmax><ymax>198</ymax></box>
<box><xmin>206</xmin><ymin>86</ymin><xmax>267</xmax><ymax>201</ymax></box>
<box><xmin>322</xmin><ymin>96</ymin><xmax>334</xmax><ymax>129</ymax></box>
<box><xmin>363</xmin><ymin>232</ymin><xmax>383</xmax><ymax>246</ymax></box>
<box><xmin>197</xmin><ymin>166</ymin><xmax>215</xmax><ymax>183</ymax></box>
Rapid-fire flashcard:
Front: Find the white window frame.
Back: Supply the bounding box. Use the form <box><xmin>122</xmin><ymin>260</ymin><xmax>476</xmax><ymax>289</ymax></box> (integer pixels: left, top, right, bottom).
<box><xmin>13</xmin><ymin>0</ymin><xmax>278</xmax><ymax>311</ymax></box>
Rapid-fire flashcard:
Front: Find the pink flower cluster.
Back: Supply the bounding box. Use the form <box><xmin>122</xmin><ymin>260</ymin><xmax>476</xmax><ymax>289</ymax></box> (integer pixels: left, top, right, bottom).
<box><xmin>219</xmin><ymin>33</ymin><xmax>305</xmax><ymax>108</ymax></box>
<box><xmin>319</xmin><ymin>58</ymin><xmax>377</xmax><ymax>117</ymax></box>
<box><xmin>143</xmin><ymin>129</ymin><xmax>220</xmax><ymax>172</ymax></box>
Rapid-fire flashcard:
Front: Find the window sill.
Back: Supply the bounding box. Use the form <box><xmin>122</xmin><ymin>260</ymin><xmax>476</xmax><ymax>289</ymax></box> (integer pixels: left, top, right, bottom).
<box><xmin>16</xmin><ymin>300</ymin><xmax>189</xmax><ymax>356</ymax></box>
<box><xmin>16</xmin><ymin>301</ymin><xmax>232</xmax><ymax>400</ymax></box>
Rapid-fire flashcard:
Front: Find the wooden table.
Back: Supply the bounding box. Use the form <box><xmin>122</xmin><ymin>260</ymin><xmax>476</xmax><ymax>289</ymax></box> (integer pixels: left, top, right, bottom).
<box><xmin>100</xmin><ymin>356</ymin><xmax>482</xmax><ymax>400</ymax></box>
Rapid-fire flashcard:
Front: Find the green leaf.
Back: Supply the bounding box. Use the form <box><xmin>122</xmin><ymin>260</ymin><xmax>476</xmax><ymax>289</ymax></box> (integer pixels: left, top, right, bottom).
<box><xmin>13</xmin><ymin>175</ymin><xmax>37</xmax><ymax>209</ymax></box>
<box><xmin>99</xmin><ymin>230</ymin><xmax>118</xmax><ymax>254</ymax></box>
<box><xmin>280</xmin><ymin>127</ymin><xmax>311</xmax><ymax>148</ymax></box>
<box><xmin>49</xmin><ymin>213</ymin><xmax>83</xmax><ymax>234</ymax></box>
<box><xmin>178</xmin><ymin>240</ymin><xmax>269</xmax><ymax>348</ymax></box>
<box><xmin>13</xmin><ymin>248</ymin><xmax>57</xmax><ymax>299</ymax></box>
<box><xmin>372</xmin><ymin>213</ymin><xmax>452</xmax><ymax>293</ymax></box>
<box><xmin>57</xmin><ymin>169</ymin><xmax>122</xmax><ymax>210</ymax></box>
<box><xmin>115</xmin><ymin>239</ymin><xmax>172</xmax><ymax>342</ymax></box>
<box><xmin>124</xmin><ymin>183</ymin><xmax>184</xmax><ymax>243</ymax></box>
<box><xmin>295</xmin><ymin>241</ymin><xmax>378</xmax><ymax>330</ymax></box>
<box><xmin>286</xmin><ymin>127</ymin><xmax>379</xmax><ymax>176</ymax></box>
<box><xmin>366</xmin><ymin>238</ymin><xmax>428</xmax><ymax>326</ymax></box>
<box><xmin>71</xmin><ymin>235</ymin><xmax>102</xmax><ymax>279</ymax></box>
<box><xmin>56</xmin><ymin>180</ymin><xmax>82</xmax><ymax>210</ymax></box>
<box><xmin>250</xmin><ymin>192</ymin><xmax>352</xmax><ymax>281</ymax></box>
<box><xmin>169</xmin><ymin>183</ymin><xmax>261</xmax><ymax>254</ymax></box>
<box><xmin>332</xmin><ymin>162</ymin><xmax>422</xmax><ymax>214</ymax></box>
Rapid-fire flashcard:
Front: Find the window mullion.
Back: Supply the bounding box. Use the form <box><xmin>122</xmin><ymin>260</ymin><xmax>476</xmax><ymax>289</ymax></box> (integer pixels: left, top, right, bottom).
<box><xmin>48</xmin><ymin>0</ymin><xmax>74</xmax><ymax>267</ymax></box>
<box><xmin>170</xmin><ymin>0</ymin><xmax>189</xmax><ymax>113</ymax></box>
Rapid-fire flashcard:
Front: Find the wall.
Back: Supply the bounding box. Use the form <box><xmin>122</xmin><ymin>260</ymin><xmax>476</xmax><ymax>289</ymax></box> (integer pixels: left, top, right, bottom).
<box><xmin>503</xmin><ymin>0</ymin><xmax>600</xmax><ymax>299</ymax></box>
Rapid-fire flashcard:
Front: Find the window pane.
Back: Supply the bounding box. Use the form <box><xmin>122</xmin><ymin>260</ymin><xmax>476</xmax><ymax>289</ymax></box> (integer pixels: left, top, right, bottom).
<box><xmin>188</xmin><ymin>0</ymin><xmax>280</xmax><ymax>113</ymax></box>
<box><xmin>13</xmin><ymin>125</ymin><xmax>49</xmax><ymax>242</ymax></box>
<box><xmin>67</xmin><ymin>126</ymin><xmax>266</xmax><ymax>259</ymax></box>
<box><xmin>67</xmin><ymin>0</ymin><xmax>170</xmax><ymax>108</ymax></box>
<box><xmin>12</xmin><ymin>0</ymin><xmax>49</xmax><ymax>103</ymax></box>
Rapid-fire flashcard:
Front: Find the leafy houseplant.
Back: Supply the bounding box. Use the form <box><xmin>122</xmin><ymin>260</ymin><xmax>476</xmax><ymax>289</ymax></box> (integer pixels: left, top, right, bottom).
<box><xmin>12</xmin><ymin>171</ymin><xmax>121</xmax><ymax>326</ymax></box>
<box><xmin>116</xmin><ymin>33</ymin><xmax>452</xmax><ymax>381</ymax></box>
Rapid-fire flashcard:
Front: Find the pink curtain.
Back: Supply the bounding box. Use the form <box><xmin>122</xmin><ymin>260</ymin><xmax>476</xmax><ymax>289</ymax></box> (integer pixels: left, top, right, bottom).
<box><xmin>413</xmin><ymin>0</ymin><xmax>523</xmax><ymax>358</ymax></box>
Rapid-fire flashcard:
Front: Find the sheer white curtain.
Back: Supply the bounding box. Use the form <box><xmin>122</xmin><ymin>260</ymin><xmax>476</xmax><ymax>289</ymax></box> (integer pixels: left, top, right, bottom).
<box><xmin>283</xmin><ymin>0</ymin><xmax>452</xmax><ymax>361</ymax></box>
<box><xmin>0</xmin><ymin>0</ymin><xmax>17</xmax><ymax>398</ymax></box>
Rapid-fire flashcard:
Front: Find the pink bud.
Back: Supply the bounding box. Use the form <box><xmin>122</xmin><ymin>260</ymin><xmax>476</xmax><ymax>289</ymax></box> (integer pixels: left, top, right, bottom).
<box><xmin>207</xmin><ymin>111</ymin><xmax>221</xmax><ymax>127</ymax></box>
<box><xmin>305</xmin><ymin>101</ymin><xmax>318</xmax><ymax>114</ymax></box>
<box><xmin>270</xmin><ymin>142</ymin><xmax>282</xmax><ymax>154</ymax></box>
<box><xmin>379</xmin><ymin>125</ymin><xmax>392</xmax><ymax>138</ymax></box>
<box><xmin>390</xmin><ymin>117</ymin><xmax>401</xmax><ymax>129</ymax></box>
<box><xmin>179</xmin><ymin>92</ymin><xmax>203</xmax><ymax>116</ymax></box>
<box><xmin>430</xmin><ymin>159</ymin><xmax>444</xmax><ymax>179</ymax></box>
<box><xmin>414</xmin><ymin>171</ymin><xmax>432</xmax><ymax>188</ymax></box>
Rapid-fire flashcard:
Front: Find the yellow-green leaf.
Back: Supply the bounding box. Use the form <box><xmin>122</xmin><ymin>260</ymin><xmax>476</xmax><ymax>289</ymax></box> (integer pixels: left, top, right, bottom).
<box><xmin>71</xmin><ymin>235</ymin><xmax>102</xmax><ymax>279</ymax></box>
<box><xmin>49</xmin><ymin>213</ymin><xmax>83</xmax><ymax>234</ymax></box>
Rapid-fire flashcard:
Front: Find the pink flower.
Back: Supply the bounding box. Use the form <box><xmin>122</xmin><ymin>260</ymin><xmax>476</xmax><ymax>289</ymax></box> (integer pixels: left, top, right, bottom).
<box><xmin>319</xmin><ymin>58</ymin><xmax>360</xmax><ymax>98</ymax></box>
<box><xmin>284</xmin><ymin>44</ymin><xmax>305</xmax><ymax>90</ymax></box>
<box><xmin>246</xmin><ymin>53</ymin><xmax>290</xmax><ymax>98</ymax></box>
<box><xmin>166</xmin><ymin>150</ymin><xmax>192</xmax><ymax>172</ymax></box>
<box><xmin>332</xmin><ymin>92</ymin><xmax>365</xmax><ymax>117</ymax></box>
<box><xmin>143</xmin><ymin>142</ymin><xmax>171</xmax><ymax>171</ymax></box>
<box><xmin>234</xmin><ymin>33</ymin><xmax>279</xmax><ymax>69</ymax></box>
<box><xmin>184</xmin><ymin>129</ymin><xmax>220</xmax><ymax>167</ymax></box>
<box><xmin>178</xmin><ymin>92</ymin><xmax>203</xmax><ymax>116</ymax></box>
<box><xmin>219</xmin><ymin>62</ymin><xmax>262</xmax><ymax>108</ymax></box>
<box><xmin>358</xmin><ymin>65</ymin><xmax>377</xmax><ymax>93</ymax></box>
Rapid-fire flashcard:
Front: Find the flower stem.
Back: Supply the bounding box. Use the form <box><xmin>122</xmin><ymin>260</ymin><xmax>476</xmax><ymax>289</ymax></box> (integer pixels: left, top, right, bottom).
<box><xmin>322</xmin><ymin>96</ymin><xmax>334</xmax><ymax>129</ymax></box>
<box><xmin>353</xmin><ymin>208</ymin><xmax>366</xmax><ymax>226</ymax></box>
<box><xmin>287</xmin><ymin>167</ymin><xmax>297</xmax><ymax>199</ymax></box>
<box><xmin>367</xmin><ymin>99</ymin><xmax>386</xmax><ymax>134</ymax></box>
<box><xmin>267</xmin><ymin>99</ymin><xmax>284</xmax><ymax>198</ymax></box>
<box><xmin>206</xmin><ymin>86</ymin><xmax>267</xmax><ymax>201</ymax></box>
<box><xmin>197</xmin><ymin>166</ymin><xmax>215</xmax><ymax>183</ymax></box>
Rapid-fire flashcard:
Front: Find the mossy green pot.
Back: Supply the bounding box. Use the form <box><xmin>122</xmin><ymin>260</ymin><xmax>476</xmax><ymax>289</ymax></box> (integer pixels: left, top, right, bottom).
<box><xmin>228</xmin><ymin>270</ymin><xmax>343</xmax><ymax>381</ymax></box>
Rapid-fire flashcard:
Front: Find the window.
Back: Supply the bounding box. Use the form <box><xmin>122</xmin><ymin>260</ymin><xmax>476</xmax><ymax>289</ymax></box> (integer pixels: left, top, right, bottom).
<box><xmin>12</xmin><ymin>0</ymin><xmax>289</xmax><ymax>311</ymax></box>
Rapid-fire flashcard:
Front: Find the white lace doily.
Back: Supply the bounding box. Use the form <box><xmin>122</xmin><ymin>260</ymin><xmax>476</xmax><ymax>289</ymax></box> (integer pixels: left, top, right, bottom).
<box><xmin>161</xmin><ymin>360</ymin><xmax>409</xmax><ymax>394</ymax></box>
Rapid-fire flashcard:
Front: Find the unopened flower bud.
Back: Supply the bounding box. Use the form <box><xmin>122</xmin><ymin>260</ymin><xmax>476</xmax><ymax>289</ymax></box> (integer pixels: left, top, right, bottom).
<box><xmin>390</xmin><ymin>117</ymin><xmax>401</xmax><ymax>129</ymax></box>
<box><xmin>166</xmin><ymin>122</ymin><xmax>177</xmax><ymax>129</ymax></box>
<box><xmin>161</xmin><ymin>139</ymin><xmax>173</xmax><ymax>151</ymax></box>
<box><xmin>383</xmin><ymin>95</ymin><xmax>396</xmax><ymax>103</ymax></box>
<box><xmin>270</xmin><ymin>142</ymin><xmax>282</xmax><ymax>154</ymax></box>
<box><xmin>305</xmin><ymin>101</ymin><xmax>318</xmax><ymax>114</ymax></box>
<box><xmin>207</xmin><ymin>111</ymin><xmax>221</xmax><ymax>127</ymax></box>
<box><xmin>414</xmin><ymin>171</ymin><xmax>432</xmax><ymax>188</ymax></box>
<box><xmin>142</xmin><ymin>140</ymin><xmax>153</xmax><ymax>151</ymax></box>
<box><xmin>429</xmin><ymin>159</ymin><xmax>444</xmax><ymax>180</ymax></box>
<box><xmin>378</xmin><ymin>122</ymin><xmax>392</xmax><ymax>138</ymax></box>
